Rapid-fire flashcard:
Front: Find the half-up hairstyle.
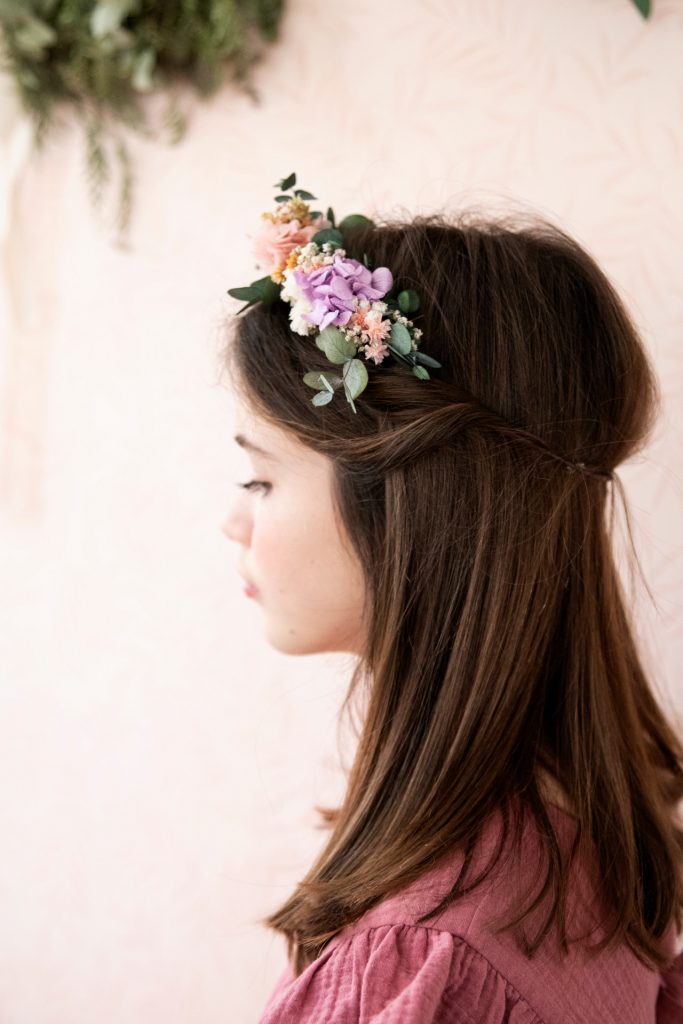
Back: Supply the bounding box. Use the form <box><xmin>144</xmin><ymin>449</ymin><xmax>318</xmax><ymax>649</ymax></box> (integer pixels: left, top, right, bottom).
<box><xmin>220</xmin><ymin>210</ymin><xmax>683</xmax><ymax>978</ymax></box>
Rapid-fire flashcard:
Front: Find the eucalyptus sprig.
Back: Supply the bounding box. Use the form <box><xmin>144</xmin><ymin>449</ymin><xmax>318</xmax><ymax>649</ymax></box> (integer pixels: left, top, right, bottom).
<box><xmin>303</xmin><ymin>312</ymin><xmax>442</xmax><ymax>414</ymax></box>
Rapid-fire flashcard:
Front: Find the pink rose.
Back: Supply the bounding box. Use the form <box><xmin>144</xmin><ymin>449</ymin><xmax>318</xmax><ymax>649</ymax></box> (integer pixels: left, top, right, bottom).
<box><xmin>252</xmin><ymin>216</ymin><xmax>327</xmax><ymax>275</ymax></box>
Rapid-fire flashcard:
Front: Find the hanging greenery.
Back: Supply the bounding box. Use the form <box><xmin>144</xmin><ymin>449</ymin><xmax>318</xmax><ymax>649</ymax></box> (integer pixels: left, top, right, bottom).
<box><xmin>0</xmin><ymin>0</ymin><xmax>285</xmax><ymax>239</ymax></box>
<box><xmin>0</xmin><ymin>0</ymin><xmax>652</xmax><ymax>238</ymax></box>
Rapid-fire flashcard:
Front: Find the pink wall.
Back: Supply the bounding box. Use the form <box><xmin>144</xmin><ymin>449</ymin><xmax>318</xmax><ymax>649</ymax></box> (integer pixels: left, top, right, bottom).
<box><xmin>1</xmin><ymin>0</ymin><xmax>682</xmax><ymax>1020</ymax></box>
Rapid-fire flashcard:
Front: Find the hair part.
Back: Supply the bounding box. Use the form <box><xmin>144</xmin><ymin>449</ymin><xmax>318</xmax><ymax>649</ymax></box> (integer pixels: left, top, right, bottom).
<box><xmin>220</xmin><ymin>209</ymin><xmax>683</xmax><ymax>977</ymax></box>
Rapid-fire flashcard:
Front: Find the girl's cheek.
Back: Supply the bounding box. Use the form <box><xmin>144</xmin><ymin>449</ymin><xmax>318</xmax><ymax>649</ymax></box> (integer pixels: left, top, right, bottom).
<box><xmin>261</xmin><ymin>513</ymin><xmax>310</xmax><ymax>579</ymax></box>
<box><xmin>252</xmin><ymin>517</ymin><xmax>286</xmax><ymax>572</ymax></box>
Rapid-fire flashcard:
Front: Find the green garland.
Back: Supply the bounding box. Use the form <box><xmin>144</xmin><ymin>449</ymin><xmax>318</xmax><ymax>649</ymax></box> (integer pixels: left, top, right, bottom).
<box><xmin>0</xmin><ymin>0</ymin><xmax>285</xmax><ymax>239</ymax></box>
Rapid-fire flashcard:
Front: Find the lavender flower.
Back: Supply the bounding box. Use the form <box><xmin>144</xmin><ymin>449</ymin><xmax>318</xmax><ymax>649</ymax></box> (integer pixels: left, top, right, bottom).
<box><xmin>293</xmin><ymin>253</ymin><xmax>393</xmax><ymax>331</ymax></box>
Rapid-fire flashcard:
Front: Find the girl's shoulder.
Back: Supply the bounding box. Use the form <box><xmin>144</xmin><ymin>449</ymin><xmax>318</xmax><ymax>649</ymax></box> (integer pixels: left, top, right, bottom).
<box><xmin>259</xmin><ymin>802</ymin><xmax>679</xmax><ymax>1023</ymax></box>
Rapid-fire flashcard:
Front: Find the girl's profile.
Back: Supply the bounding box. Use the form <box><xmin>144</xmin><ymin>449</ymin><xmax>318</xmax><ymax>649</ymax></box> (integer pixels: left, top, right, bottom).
<box><xmin>219</xmin><ymin>198</ymin><xmax>683</xmax><ymax>1023</ymax></box>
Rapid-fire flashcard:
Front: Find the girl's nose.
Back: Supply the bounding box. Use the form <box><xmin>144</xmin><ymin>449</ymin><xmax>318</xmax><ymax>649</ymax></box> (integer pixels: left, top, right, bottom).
<box><xmin>221</xmin><ymin>499</ymin><xmax>250</xmax><ymax>545</ymax></box>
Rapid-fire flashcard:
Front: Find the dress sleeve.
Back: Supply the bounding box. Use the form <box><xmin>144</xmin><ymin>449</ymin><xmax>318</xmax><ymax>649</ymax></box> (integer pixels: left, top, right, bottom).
<box><xmin>657</xmin><ymin>948</ymin><xmax>683</xmax><ymax>1024</ymax></box>
<box><xmin>257</xmin><ymin>923</ymin><xmax>543</xmax><ymax>1023</ymax></box>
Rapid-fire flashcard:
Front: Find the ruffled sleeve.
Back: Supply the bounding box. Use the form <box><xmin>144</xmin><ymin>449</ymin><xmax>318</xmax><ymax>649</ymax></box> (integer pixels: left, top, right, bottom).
<box><xmin>258</xmin><ymin>923</ymin><xmax>543</xmax><ymax>1023</ymax></box>
<box><xmin>657</xmin><ymin>948</ymin><xmax>683</xmax><ymax>1024</ymax></box>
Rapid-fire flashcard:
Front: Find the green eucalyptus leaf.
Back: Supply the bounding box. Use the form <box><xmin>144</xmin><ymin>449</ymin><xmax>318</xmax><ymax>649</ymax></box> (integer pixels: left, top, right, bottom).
<box><xmin>278</xmin><ymin>172</ymin><xmax>296</xmax><ymax>190</ymax></box>
<box><xmin>326</xmin><ymin>206</ymin><xmax>336</xmax><ymax>227</ymax></box>
<box><xmin>387</xmin><ymin>346</ymin><xmax>410</xmax><ymax>367</ymax></box>
<box><xmin>321</xmin><ymin>372</ymin><xmax>342</xmax><ymax>391</ymax></box>
<box><xmin>319</xmin><ymin>371</ymin><xmax>341</xmax><ymax>392</ymax></box>
<box><xmin>630</xmin><ymin>0</ymin><xmax>651</xmax><ymax>17</ymax></box>
<box><xmin>317</xmin><ymin>326</ymin><xmax>357</xmax><ymax>363</ymax></box>
<box><xmin>314</xmin><ymin>327</ymin><xmax>337</xmax><ymax>353</ymax></box>
<box><xmin>34</xmin><ymin>0</ymin><xmax>60</xmax><ymax>14</ymax></box>
<box><xmin>390</xmin><ymin>321</ymin><xmax>412</xmax><ymax>355</ymax></box>
<box><xmin>294</xmin><ymin>189</ymin><xmax>316</xmax><ymax>200</ymax></box>
<box><xmin>412</xmin><ymin>350</ymin><xmax>442</xmax><ymax>368</ymax></box>
<box><xmin>412</xmin><ymin>365</ymin><xmax>430</xmax><ymax>380</ymax></box>
<box><xmin>338</xmin><ymin>214</ymin><xmax>374</xmax><ymax>231</ymax></box>
<box><xmin>91</xmin><ymin>0</ymin><xmax>136</xmax><ymax>39</ymax></box>
<box><xmin>343</xmin><ymin>357</ymin><xmax>369</xmax><ymax>399</ymax></box>
<box><xmin>14</xmin><ymin>17</ymin><xmax>57</xmax><ymax>56</ymax></box>
<box><xmin>132</xmin><ymin>48</ymin><xmax>156</xmax><ymax>92</ymax></box>
<box><xmin>311</xmin><ymin>227</ymin><xmax>343</xmax><ymax>247</ymax></box>
<box><xmin>227</xmin><ymin>285</ymin><xmax>258</xmax><ymax>301</ymax></box>
<box><xmin>17</xmin><ymin>68</ymin><xmax>41</xmax><ymax>89</ymax></box>
<box><xmin>343</xmin><ymin>388</ymin><xmax>358</xmax><ymax>414</ymax></box>
<box><xmin>312</xmin><ymin>390</ymin><xmax>334</xmax><ymax>407</ymax></box>
<box><xmin>303</xmin><ymin>370</ymin><xmax>342</xmax><ymax>391</ymax></box>
<box><xmin>227</xmin><ymin>275</ymin><xmax>280</xmax><ymax>306</ymax></box>
<box><xmin>274</xmin><ymin>194</ymin><xmax>290</xmax><ymax>202</ymax></box>
<box><xmin>98</xmin><ymin>27</ymin><xmax>134</xmax><ymax>53</ymax></box>
<box><xmin>254</xmin><ymin>276</ymin><xmax>281</xmax><ymax>305</ymax></box>
<box><xmin>397</xmin><ymin>289</ymin><xmax>420</xmax><ymax>314</ymax></box>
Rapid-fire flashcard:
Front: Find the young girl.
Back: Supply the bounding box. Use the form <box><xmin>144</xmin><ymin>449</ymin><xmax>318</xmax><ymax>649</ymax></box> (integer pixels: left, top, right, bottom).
<box><xmin>220</xmin><ymin>176</ymin><xmax>683</xmax><ymax>1023</ymax></box>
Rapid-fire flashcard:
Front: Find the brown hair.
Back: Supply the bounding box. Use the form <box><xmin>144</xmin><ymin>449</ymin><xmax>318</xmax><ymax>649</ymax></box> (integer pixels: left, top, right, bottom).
<box><xmin>219</xmin><ymin>209</ymin><xmax>683</xmax><ymax>978</ymax></box>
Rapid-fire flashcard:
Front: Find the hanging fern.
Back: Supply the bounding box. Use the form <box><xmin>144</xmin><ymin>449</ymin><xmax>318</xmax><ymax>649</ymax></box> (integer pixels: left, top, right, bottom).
<box><xmin>0</xmin><ymin>0</ymin><xmax>285</xmax><ymax>239</ymax></box>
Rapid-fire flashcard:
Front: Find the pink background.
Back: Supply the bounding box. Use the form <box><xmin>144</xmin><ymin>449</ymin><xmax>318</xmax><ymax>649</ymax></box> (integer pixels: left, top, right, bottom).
<box><xmin>1</xmin><ymin>1</ymin><xmax>682</xmax><ymax>1020</ymax></box>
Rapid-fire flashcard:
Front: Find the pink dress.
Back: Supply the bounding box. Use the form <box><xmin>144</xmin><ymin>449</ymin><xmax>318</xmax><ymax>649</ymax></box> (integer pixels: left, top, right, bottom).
<box><xmin>258</xmin><ymin>802</ymin><xmax>683</xmax><ymax>1023</ymax></box>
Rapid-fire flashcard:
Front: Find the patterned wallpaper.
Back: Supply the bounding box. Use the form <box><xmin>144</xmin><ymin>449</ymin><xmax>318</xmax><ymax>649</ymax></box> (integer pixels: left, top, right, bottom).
<box><xmin>0</xmin><ymin>0</ymin><xmax>681</xmax><ymax>1020</ymax></box>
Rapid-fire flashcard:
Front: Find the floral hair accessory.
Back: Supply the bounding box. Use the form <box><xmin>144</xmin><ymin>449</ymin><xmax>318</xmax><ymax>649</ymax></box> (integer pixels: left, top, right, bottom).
<box><xmin>227</xmin><ymin>172</ymin><xmax>442</xmax><ymax>413</ymax></box>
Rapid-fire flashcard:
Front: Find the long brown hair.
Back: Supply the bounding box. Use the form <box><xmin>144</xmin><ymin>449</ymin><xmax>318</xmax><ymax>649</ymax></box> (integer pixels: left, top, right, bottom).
<box><xmin>219</xmin><ymin>209</ymin><xmax>683</xmax><ymax>978</ymax></box>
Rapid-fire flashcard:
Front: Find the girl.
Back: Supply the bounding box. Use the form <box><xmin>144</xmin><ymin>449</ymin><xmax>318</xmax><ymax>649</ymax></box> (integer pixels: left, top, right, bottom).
<box><xmin>220</xmin><ymin>185</ymin><xmax>683</xmax><ymax>1023</ymax></box>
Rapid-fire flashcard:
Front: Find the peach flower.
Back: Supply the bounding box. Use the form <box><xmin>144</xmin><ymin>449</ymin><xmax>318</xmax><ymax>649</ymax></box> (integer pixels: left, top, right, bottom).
<box><xmin>364</xmin><ymin>337</ymin><xmax>390</xmax><ymax>364</ymax></box>
<box><xmin>364</xmin><ymin>312</ymin><xmax>391</xmax><ymax>343</ymax></box>
<box><xmin>252</xmin><ymin>216</ymin><xmax>325</xmax><ymax>276</ymax></box>
<box><xmin>348</xmin><ymin>307</ymin><xmax>371</xmax><ymax>332</ymax></box>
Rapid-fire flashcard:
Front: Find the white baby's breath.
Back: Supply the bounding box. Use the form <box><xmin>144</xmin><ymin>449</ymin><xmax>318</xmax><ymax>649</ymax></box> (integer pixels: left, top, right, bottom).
<box><xmin>280</xmin><ymin>266</ymin><xmax>303</xmax><ymax>305</ymax></box>
<box><xmin>289</xmin><ymin>303</ymin><xmax>316</xmax><ymax>336</ymax></box>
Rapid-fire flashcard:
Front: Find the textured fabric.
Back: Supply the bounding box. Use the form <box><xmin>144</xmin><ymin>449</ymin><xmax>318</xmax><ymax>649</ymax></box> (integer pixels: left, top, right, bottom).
<box><xmin>658</xmin><ymin>948</ymin><xmax>683</xmax><ymax>1024</ymax></box>
<box><xmin>258</xmin><ymin>803</ymin><xmax>683</xmax><ymax>1023</ymax></box>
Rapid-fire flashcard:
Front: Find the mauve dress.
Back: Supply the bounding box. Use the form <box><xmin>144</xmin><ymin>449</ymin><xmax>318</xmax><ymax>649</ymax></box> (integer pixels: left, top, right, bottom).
<box><xmin>257</xmin><ymin>801</ymin><xmax>683</xmax><ymax>1023</ymax></box>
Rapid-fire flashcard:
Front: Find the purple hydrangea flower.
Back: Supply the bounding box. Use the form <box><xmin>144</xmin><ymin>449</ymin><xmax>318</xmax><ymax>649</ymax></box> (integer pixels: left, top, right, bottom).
<box><xmin>293</xmin><ymin>254</ymin><xmax>393</xmax><ymax>331</ymax></box>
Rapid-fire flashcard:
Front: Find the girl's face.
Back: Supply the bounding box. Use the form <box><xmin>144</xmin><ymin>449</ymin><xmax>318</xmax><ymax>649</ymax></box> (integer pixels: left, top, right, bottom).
<box><xmin>221</xmin><ymin>392</ymin><xmax>368</xmax><ymax>656</ymax></box>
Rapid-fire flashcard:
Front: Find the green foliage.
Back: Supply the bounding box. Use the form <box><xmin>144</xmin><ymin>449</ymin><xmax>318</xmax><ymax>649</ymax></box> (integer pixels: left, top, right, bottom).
<box><xmin>342</xmin><ymin>357</ymin><xmax>368</xmax><ymax>411</ymax></box>
<box><xmin>315</xmin><ymin>326</ymin><xmax>357</xmax><ymax>364</ymax></box>
<box><xmin>337</xmin><ymin>213</ymin><xmax>373</xmax><ymax>232</ymax></box>
<box><xmin>389</xmin><ymin>321</ymin><xmax>412</xmax><ymax>356</ymax></box>
<box><xmin>303</xmin><ymin>370</ymin><xmax>343</xmax><ymax>392</ymax></box>
<box><xmin>630</xmin><ymin>0</ymin><xmax>651</xmax><ymax>17</ymax></box>
<box><xmin>227</xmin><ymin>274</ymin><xmax>281</xmax><ymax>313</ymax></box>
<box><xmin>0</xmin><ymin>0</ymin><xmax>285</xmax><ymax>239</ymax></box>
<box><xmin>310</xmin><ymin>227</ymin><xmax>344</xmax><ymax>248</ymax></box>
<box><xmin>397</xmin><ymin>289</ymin><xmax>419</xmax><ymax>315</ymax></box>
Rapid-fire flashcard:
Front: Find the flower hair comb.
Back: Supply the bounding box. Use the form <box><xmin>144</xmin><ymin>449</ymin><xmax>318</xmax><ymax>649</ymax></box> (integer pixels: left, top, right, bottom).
<box><xmin>227</xmin><ymin>172</ymin><xmax>442</xmax><ymax>413</ymax></box>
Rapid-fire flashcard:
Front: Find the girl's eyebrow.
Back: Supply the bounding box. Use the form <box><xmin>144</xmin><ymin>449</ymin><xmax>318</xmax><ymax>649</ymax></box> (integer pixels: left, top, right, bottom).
<box><xmin>233</xmin><ymin>433</ymin><xmax>279</xmax><ymax>462</ymax></box>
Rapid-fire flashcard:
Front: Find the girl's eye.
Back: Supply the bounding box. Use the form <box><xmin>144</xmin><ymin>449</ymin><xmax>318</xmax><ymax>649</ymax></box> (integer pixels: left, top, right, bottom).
<box><xmin>237</xmin><ymin>479</ymin><xmax>271</xmax><ymax>495</ymax></box>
